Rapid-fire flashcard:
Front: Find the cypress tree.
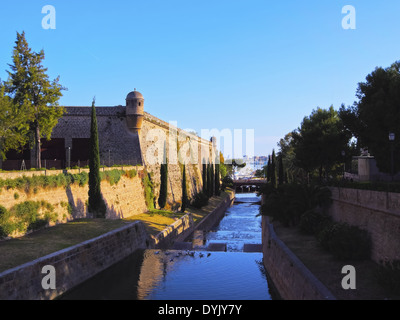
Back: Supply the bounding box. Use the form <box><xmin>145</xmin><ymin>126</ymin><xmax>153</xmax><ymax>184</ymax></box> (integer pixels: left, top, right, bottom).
<box><xmin>88</xmin><ymin>98</ymin><xmax>106</xmax><ymax>218</ymax></box>
<box><xmin>278</xmin><ymin>155</ymin><xmax>284</xmax><ymax>185</ymax></box>
<box><xmin>266</xmin><ymin>155</ymin><xmax>272</xmax><ymax>182</ymax></box>
<box><xmin>202</xmin><ymin>162</ymin><xmax>208</xmax><ymax>195</ymax></box>
<box><xmin>271</xmin><ymin>149</ymin><xmax>278</xmax><ymax>188</ymax></box>
<box><xmin>181</xmin><ymin>164</ymin><xmax>188</xmax><ymax>212</ymax></box>
<box><xmin>215</xmin><ymin>164</ymin><xmax>221</xmax><ymax>196</ymax></box>
<box><xmin>158</xmin><ymin>160</ymin><xmax>168</xmax><ymax>209</ymax></box>
<box><xmin>207</xmin><ymin>163</ymin><xmax>213</xmax><ymax>198</ymax></box>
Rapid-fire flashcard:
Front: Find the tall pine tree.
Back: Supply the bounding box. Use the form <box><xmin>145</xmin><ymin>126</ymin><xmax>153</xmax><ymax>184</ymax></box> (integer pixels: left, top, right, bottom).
<box><xmin>88</xmin><ymin>99</ymin><xmax>106</xmax><ymax>218</ymax></box>
<box><xmin>5</xmin><ymin>31</ymin><xmax>65</xmax><ymax>168</ymax></box>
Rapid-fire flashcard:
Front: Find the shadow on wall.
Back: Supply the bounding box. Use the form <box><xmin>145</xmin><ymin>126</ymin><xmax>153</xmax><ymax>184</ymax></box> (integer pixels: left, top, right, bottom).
<box><xmin>65</xmin><ymin>186</ymin><xmax>124</xmax><ymax>220</ymax></box>
<box><xmin>66</xmin><ymin>186</ymin><xmax>89</xmax><ymax>219</ymax></box>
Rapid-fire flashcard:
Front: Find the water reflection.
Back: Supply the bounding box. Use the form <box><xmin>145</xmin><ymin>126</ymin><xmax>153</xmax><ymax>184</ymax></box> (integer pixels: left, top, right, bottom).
<box><xmin>61</xmin><ymin>193</ymin><xmax>272</xmax><ymax>300</ymax></box>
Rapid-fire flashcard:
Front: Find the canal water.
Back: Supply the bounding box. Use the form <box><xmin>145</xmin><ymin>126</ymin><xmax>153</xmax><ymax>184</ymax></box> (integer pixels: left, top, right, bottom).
<box><xmin>61</xmin><ymin>193</ymin><xmax>273</xmax><ymax>300</ymax></box>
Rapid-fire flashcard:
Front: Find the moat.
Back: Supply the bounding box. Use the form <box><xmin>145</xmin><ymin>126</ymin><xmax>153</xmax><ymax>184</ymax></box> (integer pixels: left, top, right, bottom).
<box><xmin>61</xmin><ymin>193</ymin><xmax>273</xmax><ymax>300</ymax></box>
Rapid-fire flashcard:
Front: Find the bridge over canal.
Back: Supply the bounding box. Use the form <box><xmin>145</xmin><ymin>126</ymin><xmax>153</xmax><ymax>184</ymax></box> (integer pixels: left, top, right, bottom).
<box><xmin>233</xmin><ymin>179</ymin><xmax>267</xmax><ymax>192</ymax></box>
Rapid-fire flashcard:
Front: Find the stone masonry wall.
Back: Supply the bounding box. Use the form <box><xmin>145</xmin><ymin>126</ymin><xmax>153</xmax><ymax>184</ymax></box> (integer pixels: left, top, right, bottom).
<box><xmin>52</xmin><ymin>107</ymin><xmax>143</xmax><ymax>165</ymax></box>
<box><xmin>328</xmin><ymin>187</ymin><xmax>400</xmax><ymax>262</ymax></box>
<box><xmin>0</xmin><ymin>221</ymin><xmax>151</xmax><ymax>300</ymax></box>
<box><xmin>262</xmin><ymin>215</ymin><xmax>336</xmax><ymax>300</ymax></box>
<box><xmin>0</xmin><ymin>166</ymin><xmax>148</xmax><ymax>232</ymax></box>
<box><xmin>140</xmin><ymin>113</ymin><xmax>213</xmax><ymax>209</ymax></box>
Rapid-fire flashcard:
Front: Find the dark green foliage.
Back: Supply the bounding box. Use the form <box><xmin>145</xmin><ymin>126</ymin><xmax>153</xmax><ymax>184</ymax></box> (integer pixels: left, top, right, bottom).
<box><xmin>158</xmin><ymin>162</ymin><xmax>168</xmax><ymax>209</ymax></box>
<box><xmin>291</xmin><ymin>106</ymin><xmax>350</xmax><ymax>180</ymax></box>
<box><xmin>299</xmin><ymin>210</ymin><xmax>332</xmax><ymax>235</ymax></box>
<box><xmin>0</xmin><ymin>205</ymin><xmax>8</xmax><ymax>238</ymax></box>
<box><xmin>278</xmin><ymin>155</ymin><xmax>284</xmax><ymax>185</ymax></box>
<box><xmin>317</xmin><ymin>222</ymin><xmax>371</xmax><ymax>260</ymax></box>
<box><xmin>221</xmin><ymin>175</ymin><xmax>233</xmax><ymax>191</ymax></box>
<box><xmin>266</xmin><ymin>156</ymin><xmax>272</xmax><ymax>182</ymax></box>
<box><xmin>259</xmin><ymin>183</ymin><xmax>332</xmax><ymax>227</ymax></box>
<box><xmin>271</xmin><ymin>150</ymin><xmax>277</xmax><ymax>188</ymax></box>
<box><xmin>5</xmin><ymin>31</ymin><xmax>65</xmax><ymax>168</ymax></box>
<box><xmin>202</xmin><ymin>163</ymin><xmax>207</xmax><ymax>195</ymax></box>
<box><xmin>215</xmin><ymin>164</ymin><xmax>221</xmax><ymax>196</ymax></box>
<box><xmin>375</xmin><ymin>260</ymin><xmax>400</xmax><ymax>295</ymax></box>
<box><xmin>88</xmin><ymin>99</ymin><xmax>106</xmax><ymax>218</ymax></box>
<box><xmin>207</xmin><ymin>164</ymin><xmax>213</xmax><ymax>198</ymax></box>
<box><xmin>181</xmin><ymin>165</ymin><xmax>188</xmax><ymax>212</ymax></box>
<box><xmin>191</xmin><ymin>192</ymin><xmax>209</xmax><ymax>209</ymax></box>
<box><xmin>0</xmin><ymin>200</ymin><xmax>57</xmax><ymax>237</ymax></box>
<box><xmin>339</xmin><ymin>61</ymin><xmax>400</xmax><ymax>174</ymax></box>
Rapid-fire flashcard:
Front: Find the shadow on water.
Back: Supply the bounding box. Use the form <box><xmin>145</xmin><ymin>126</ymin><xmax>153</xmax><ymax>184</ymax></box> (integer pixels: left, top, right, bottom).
<box><xmin>60</xmin><ymin>192</ymin><xmax>274</xmax><ymax>300</ymax></box>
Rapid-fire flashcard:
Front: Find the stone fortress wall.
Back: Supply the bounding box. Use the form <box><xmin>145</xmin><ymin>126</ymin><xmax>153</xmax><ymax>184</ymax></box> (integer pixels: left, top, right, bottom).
<box><xmin>49</xmin><ymin>89</ymin><xmax>215</xmax><ymax>208</ymax></box>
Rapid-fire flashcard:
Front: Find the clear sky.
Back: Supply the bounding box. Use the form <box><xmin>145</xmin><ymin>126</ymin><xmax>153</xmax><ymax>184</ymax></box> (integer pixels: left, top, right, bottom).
<box><xmin>1</xmin><ymin>0</ymin><xmax>400</xmax><ymax>157</ymax></box>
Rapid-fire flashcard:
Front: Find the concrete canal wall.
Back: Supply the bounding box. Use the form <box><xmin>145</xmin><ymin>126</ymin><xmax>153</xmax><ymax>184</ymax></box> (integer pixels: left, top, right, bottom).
<box><xmin>0</xmin><ymin>221</ymin><xmax>151</xmax><ymax>300</ymax></box>
<box><xmin>262</xmin><ymin>216</ymin><xmax>336</xmax><ymax>300</ymax></box>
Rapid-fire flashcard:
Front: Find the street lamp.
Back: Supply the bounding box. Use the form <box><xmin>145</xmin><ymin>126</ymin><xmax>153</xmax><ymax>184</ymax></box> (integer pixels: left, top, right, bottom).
<box><xmin>341</xmin><ymin>150</ymin><xmax>346</xmax><ymax>179</ymax></box>
<box><xmin>389</xmin><ymin>133</ymin><xmax>395</xmax><ymax>181</ymax></box>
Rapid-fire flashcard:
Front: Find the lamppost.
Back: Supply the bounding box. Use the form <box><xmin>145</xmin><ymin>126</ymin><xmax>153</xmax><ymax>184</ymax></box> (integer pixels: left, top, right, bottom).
<box><xmin>66</xmin><ymin>146</ymin><xmax>71</xmax><ymax>169</ymax></box>
<box><xmin>389</xmin><ymin>133</ymin><xmax>395</xmax><ymax>181</ymax></box>
<box><xmin>341</xmin><ymin>150</ymin><xmax>346</xmax><ymax>179</ymax></box>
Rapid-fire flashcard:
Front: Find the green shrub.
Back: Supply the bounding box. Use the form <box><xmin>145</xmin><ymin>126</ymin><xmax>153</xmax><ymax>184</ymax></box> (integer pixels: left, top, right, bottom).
<box><xmin>125</xmin><ymin>169</ymin><xmax>137</xmax><ymax>179</ymax></box>
<box><xmin>191</xmin><ymin>192</ymin><xmax>209</xmax><ymax>209</ymax></box>
<box><xmin>0</xmin><ymin>205</ymin><xmax>8</xmax><ymax>238</ymax></box>
<box><xmin>375</xmin><ymin>260</ymin><xmax>400</xmax><ymax>295</ymax></box>
<box><xmin>0</xmin><ymin>200</ymin><xmax>57</xmax><ymax>236</ymax></box>
<box><xmin>317</xmin><ymin>222</ymin><xmax>371</xmax><ymax>260</ymax></box>
<box><xmin>142</xmin><ymin>171</ymin><xmax>155</xmax><ymax>210</ymax></box>
<box><xmin>221</xmin><ymin>175</ymin><xmax>233</xmax><ymax>191</ymax></box>
<box><xmin>101</xmin><ymin>169</ymin><xmax>124</xmax><ymax>186</ymax></box>
<box><xmin>299</xmin><ymin>210</ymin><xmax>332</xmax><ymax>235</ymax></box>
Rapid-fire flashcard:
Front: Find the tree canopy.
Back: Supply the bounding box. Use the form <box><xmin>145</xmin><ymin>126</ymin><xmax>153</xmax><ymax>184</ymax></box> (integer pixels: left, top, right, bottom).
<box><xmin>291</xmin><ymin>106</ymin><xmax>350</xmax><ymax>179</ymax></box>
<box><xmin>339</xmin><ymin>61</ymin><xmax>400</xmax><ymax>174</ymax></box>
<box><xmin>4</xmin><ymin>31</ymin><xmax>65</xmax><ymax>167</ymax></box>
<box><xmin>0</xmin><ymin>85</ymin><xmax>30</xmax><ymax>159</ymax></box>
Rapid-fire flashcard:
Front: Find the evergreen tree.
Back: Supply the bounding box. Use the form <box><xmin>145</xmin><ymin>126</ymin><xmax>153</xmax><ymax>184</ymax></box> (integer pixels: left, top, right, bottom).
<box><xmin>181</xmin><ymin>164</ymin><xmax>188</xmax><ymax>212</ymax></box>
<box><xmin>207</xmin><ymin>163</ymin><xmax>213</xmax><ymax>198</ymax></box>
<box><xmin>158</xmin><ymin>160</ymin><xmax>168</xmax><ymax>209</ymax></box>
<box><xmin>266</xmin><ymin>155</ymin><xmax>272</xmax><ymax>182</ymax></box>
<box><xmin>215</xmin><ymin>163</ymin><xmax>221</xmax><ymax>196</ymax></box>
<box><xmin>271</xmin><ymin>149</ymin><xmax>278</xmax><ymax>188</ymax></box>
<box><xmin>5</xmin><ymin>31</ymin><xmax>65</xmax><ymax>168</ymax></box>
<box><xmin>88</xmin><ymin>99</ymin><xmax>106</xmax><ymax>218</ymax></box>
<box><xmin>0</xmin><ymin>85</ymin><xmax>29</xmax><ymax>160</ymax></box>
<box><xmin>278</xmin><ymin>155</ymin><xmax>284</xmax><ymax>185</ymax></box>
<box><xmin>202</xmin><ymin>162</ymin><xmax>208</xmax><ymax>195</ymax></box>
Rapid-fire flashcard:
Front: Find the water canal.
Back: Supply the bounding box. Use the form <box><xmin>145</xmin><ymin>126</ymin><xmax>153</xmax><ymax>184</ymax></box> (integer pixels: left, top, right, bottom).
<box><xmin>61</xmin><ymin>193</ymin><xmax>274</xmax><ymax>300</ymax></box>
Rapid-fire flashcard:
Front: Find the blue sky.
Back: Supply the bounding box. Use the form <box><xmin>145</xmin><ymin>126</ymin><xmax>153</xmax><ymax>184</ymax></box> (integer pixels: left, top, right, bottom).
<box><xmin>1</xmin><ymin>1</ymin><xmax>400</xmax><ymax>157</ymax></box>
